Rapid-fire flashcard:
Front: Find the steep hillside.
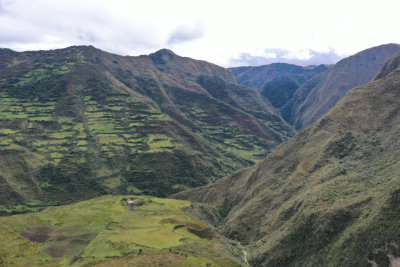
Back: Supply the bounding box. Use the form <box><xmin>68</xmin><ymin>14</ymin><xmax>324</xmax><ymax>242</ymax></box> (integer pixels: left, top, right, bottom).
<box><xmin>259</xmin><ymin>75</ymin><xmax>303</xmax><ymax>108</ymax></box>
<box><xmin>230</xmin><ymin>63</ymin><xmax>328</xmax><ymax>110</ymax></box>
<box><xmin>174</xmin><ymin>52</ymin><xmax>400</xmax><ymax>266</ymax></box>
<box><xmin>282</xmin><ymin>43</ymin><xmax>400</xmax><ymax>129</ymax></box>
<box><xmin>0</xmin><ymin>46</ymin><xmax>294</xmax><ymax>214</ymax></box>
<box><xmin>0</xmin><ymin>195</ymin><xmax>244</xmax><ymax>266</ymax></box>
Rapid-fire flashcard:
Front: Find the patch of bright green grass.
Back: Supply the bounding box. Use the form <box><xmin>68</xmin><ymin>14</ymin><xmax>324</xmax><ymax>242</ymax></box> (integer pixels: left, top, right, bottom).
<box><xmin>25</xmin><ymin>106</ymin><xmax>54</xmax><ymax>113</ymax></box>
<box><xmin>0</xmin><ymin>143</ymin><xmax>25</xmax><ymax>151</ymax></box>
<box><xmin>77</xmin><ymin>146</ymin><xmax>88</xmax><ymax>152</ymax></box>
<box><xmin>49</xmin><ymin>152</ymin><xmax>64</xmax><ymax>159</ymax></box>
<box><xmin>89</xmin><ymin>122</ymin><xmax>121</xmax><ymax>133</ymax></box>
<box><xmin>76</xmin><ymin>131</ymin><xmax>87</xmax><ymax>139</ymax></box>
<box><xmin>0</xmin><ymin>97</ymin><xmax>19</xmax><ymax>103</ymax></box>
<box><xmin>28</xmin><ymin>116</ymin><xmax>54</xmax><ymax>122</ymax></box>
<box><xmin>77</xmin><ymin>140</ymin><xmax>88</xmax><ymax>146</ymax></box>
<box><xmin>57</xmin><ymin>117</ymin><xmax>74</xmax><ymax>123</ymax></box>
<box><xmin>105</xmin><ymin>105</ymin><xmax>124</xmax><ymax>111</ymax></box>
<box><xmin>146</xmin><ymin>134</ymin><xmax>174</xmax><ymax>153</ymax></box>
<box><xmin>0</xmin><ymin>137</ymin><xmax>13</xmax><ymax>146</ymax></box>
<box><xmin>48</xmin><ymin>132</ymin><xmax>74</xmax><ymax>139</ymax></box>
<box><xmin>85</xmin><ymin>111</ymin><xmax>109</xmax><ymax>118</ymax></box>
<box><xmin>0</xmin><ymin>129</ymin><xmax>18</xmax><ymax>135</ymax></box>
<box><xmin>73</xmin><ymin>123</ymin><xmax>85</xmax><ymax>131</ymax></box>
<box><xmin>1</xmin><ymin>106</ymin><xmax>24</xmax><ymax>112</ymax></box>
<box><xmin>0</xmin><ymin>196</ymin><xmax>239</xmax><ymax>266</ymax></box>
<box><xmin>97</xmin><ymin>134</ymin><xmax>125</xmax><ymax>145</ymax></box>
<box><xmin>0</xmin><ymin>112</ymin><xmax>28</xmax><ymax>119</ymax></box>
<box><xmin>33</xmin><ymin>139</ymin><xmax>68</xmax><ymax>147</ymax></box>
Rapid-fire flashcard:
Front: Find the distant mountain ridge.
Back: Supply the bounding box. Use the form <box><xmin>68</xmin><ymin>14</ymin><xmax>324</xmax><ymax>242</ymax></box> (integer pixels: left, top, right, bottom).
<box><xmin>0</xmin><ymin>46</ymin><xmax>294</xmax><ymax>214</ymax></box>
<box><xmin>231</xmin><ymin>44</ymin><xmax>400</xmax><ymax>131</ymax></box>
<box><xmin>230</xmin><ymin>63</ymin><xmax>328</xmax><ymax>92</ymax></box>
<box><xmin>281</xmin><ymin>43</ymin><xmax>400</xmax><ymax>129</ymax></box>
<box><xmin>174</xmin><ymin>51</ymin><xmax>400</xmax><ymax>266</ymax></box>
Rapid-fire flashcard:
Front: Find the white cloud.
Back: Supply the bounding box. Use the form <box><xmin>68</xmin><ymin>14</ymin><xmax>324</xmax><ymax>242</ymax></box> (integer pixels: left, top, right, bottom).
<box><xmin>229</xmin><ymin>48</ymin><xmax>345</xmax><ymax>67</ymax></box>
<box><xmin>265</xmin><ymin>53</ymin><xmax>277</xmax><ymax>59</ymax></box>
<box><xmin>0</xmin><ymin>0</ymin><xmax>399</xmax><ymax>66</ymax></box>
<box><xmin>168</xmin><ymin>21</ymin><xmax>204</xmax><ymax>45</ymax></box>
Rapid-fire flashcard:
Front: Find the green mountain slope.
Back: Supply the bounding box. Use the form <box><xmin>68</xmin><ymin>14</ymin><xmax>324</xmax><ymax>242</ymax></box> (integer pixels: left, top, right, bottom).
<box><xmin>174</xmin><ymin>52</ymin><xmax>400</xmax><ymax>266</ymax></box>
<box><xmin>0</xmin><ymin>46</ymin><xmax>294</xmax><ymax>214</ymax></box>
<box><xmin>282</xmin><ymin>43</ymin><xmax>400</xmax><ymax>129</ymax></box>
<box><xmin>0</xmin><ymin>195</ymin><xmax>244</xmax><ymax>266</ymax></box>
<box><xmin>259</xmin><ymin>75</ymin><xmax>303</xmax><ymax>108</ymax></box>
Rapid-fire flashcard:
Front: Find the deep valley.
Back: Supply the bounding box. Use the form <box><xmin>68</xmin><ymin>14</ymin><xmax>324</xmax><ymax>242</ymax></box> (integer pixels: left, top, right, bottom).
<box><xmin>2</xmin><ymin>43</ymin><xmax>400</xmax><ymax>267</ymax></box>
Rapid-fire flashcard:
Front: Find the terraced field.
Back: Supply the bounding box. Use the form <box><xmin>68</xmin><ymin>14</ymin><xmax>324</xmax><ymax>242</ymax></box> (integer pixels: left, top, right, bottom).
<box><xmin>0</xmin><ymin>46</ymin><xmax>294</xmax><ymax>213</ymax></box>
<box><xmin>0</xmin><ymin>196</ymin><xmax>243</xmax><ymax>266</ymax></box>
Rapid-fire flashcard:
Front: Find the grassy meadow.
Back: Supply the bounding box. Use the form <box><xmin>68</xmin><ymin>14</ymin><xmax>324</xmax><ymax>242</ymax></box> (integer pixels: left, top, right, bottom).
<box><xmin>0</xmin><ymin>195</ymin><xmax>242</xmax><ymax>266</ymax></box>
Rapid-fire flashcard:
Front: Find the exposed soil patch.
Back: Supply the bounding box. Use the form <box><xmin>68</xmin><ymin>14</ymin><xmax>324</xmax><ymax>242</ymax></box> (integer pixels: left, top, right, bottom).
<box><xmin>44</xmin><ymin>232</ymin><xmax>96</xmax><ymax>258</ymax></box>
<box><xmin>20</xmin><ymin>224</ymin><xmax>54</xmax><ymax>242</ymax></box>
<box><xmin>20</xmin><ymin>224</ymin><xmax>97</xmax><ymax>258</ymax></box>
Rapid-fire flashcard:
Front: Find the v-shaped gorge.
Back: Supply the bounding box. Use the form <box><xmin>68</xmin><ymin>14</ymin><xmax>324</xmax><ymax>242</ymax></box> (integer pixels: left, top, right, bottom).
<box><xmin>174</xmin><ymin>52</ymin><xmax>400</xmax><ymax>266</ymax></box>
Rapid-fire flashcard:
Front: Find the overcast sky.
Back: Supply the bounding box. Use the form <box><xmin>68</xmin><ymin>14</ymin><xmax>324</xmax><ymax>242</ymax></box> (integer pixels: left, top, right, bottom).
<box><xmin>1</xmin><ymin>0</ymin><xmax>399</xmax><ymax>67</ymax></box>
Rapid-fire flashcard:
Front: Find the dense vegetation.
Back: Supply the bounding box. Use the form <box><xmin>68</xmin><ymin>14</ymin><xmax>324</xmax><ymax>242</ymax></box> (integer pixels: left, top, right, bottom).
<box><xmin>0</xmin><ymin>46</ymin><xmax>294</xmax><ymax>214</ymax></box>
<box><xmin>174</xmin><ymin>52</ymin><xmax>400</xmax><ymax>266</ymax></box>
<box><xmin>260</xmin><ymin>75</ymin><xmax>301</xmax><ymax>108</ymax></box>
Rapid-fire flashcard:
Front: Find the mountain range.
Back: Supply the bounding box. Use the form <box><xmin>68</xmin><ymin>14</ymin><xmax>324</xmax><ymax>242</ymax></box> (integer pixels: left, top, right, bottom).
<box><xmin>281</xmin><ymin>43</ymin><xmax>400</xmax><ymax>129</ymax></box>
<box><xmin>0</xmin><ymin>46</ymin><xmax>294</xmax><ymax>214</ymax></box>
<box><xmin>174</xmin><ymin>51</ymin><xmax>400</xmax><ymax>266</ymax></box>
<box><xmin>2</xmin><ymin>43</ymin><xmax>400</xmax><ymax>266</ymax></box>
<box><xmin>232</xmin><ymin>44</ymin><xmax>400</xmax><ymax>130</ymax></box>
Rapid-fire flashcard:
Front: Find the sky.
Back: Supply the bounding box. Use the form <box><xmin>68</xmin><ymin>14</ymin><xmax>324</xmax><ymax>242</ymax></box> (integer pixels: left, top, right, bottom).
<box><xmin>1</xmin><ymin>0</ymin><xmax>399</xmax><ymax>67</ymax></box>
